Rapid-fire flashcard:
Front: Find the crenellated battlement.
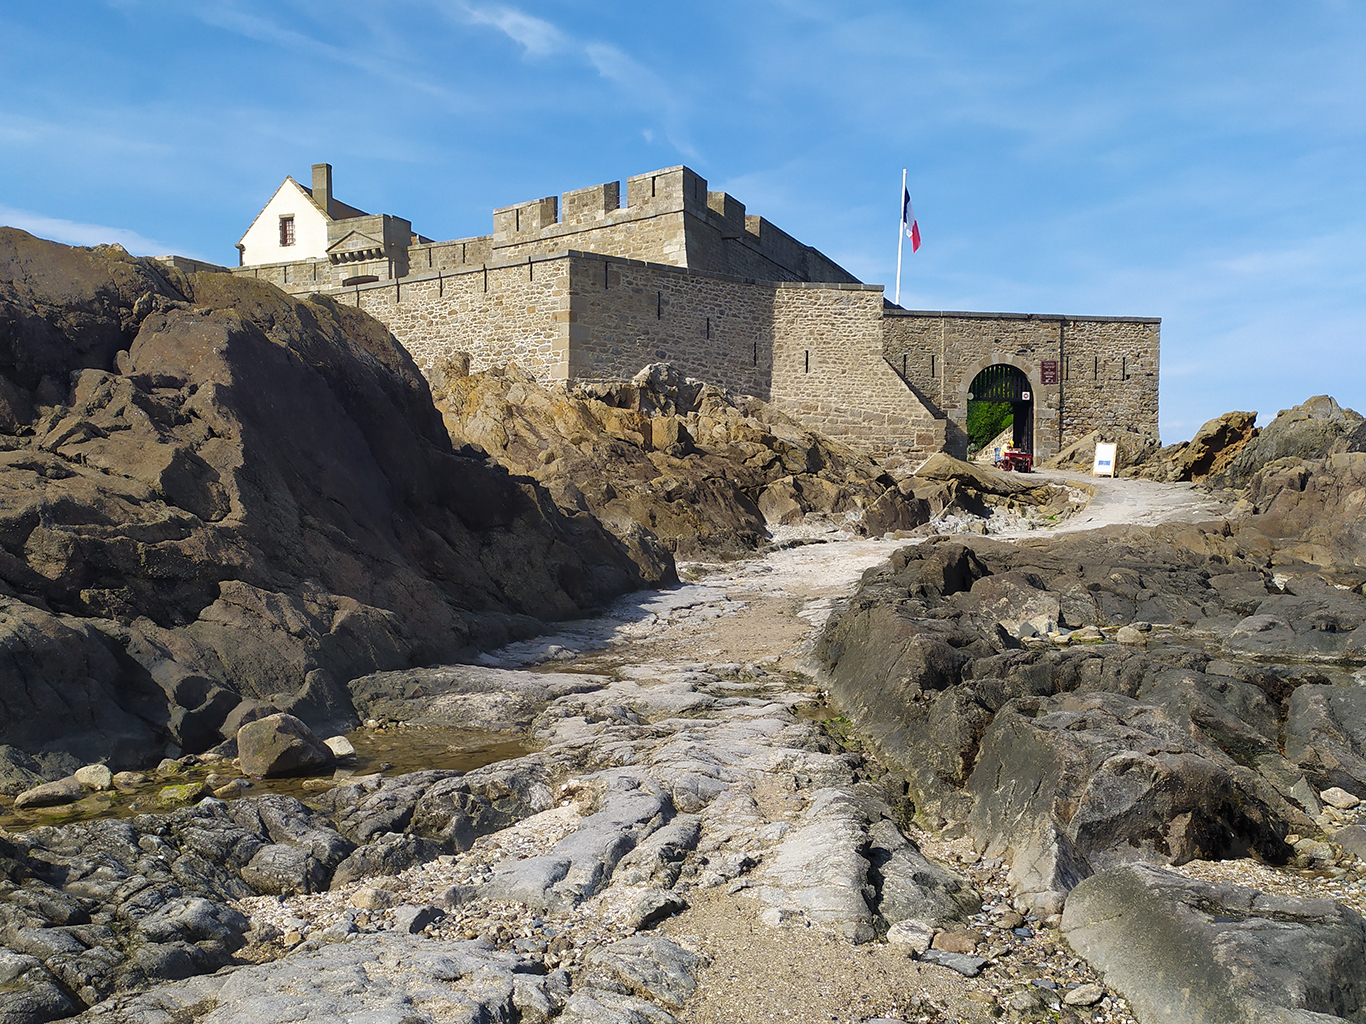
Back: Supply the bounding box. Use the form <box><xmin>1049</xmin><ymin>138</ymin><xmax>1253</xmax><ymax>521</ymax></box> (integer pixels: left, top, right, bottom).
<box><xmin>481</xmin><ymin>165</ymin><xmax>854</xmax><ymax>283</ymax></box>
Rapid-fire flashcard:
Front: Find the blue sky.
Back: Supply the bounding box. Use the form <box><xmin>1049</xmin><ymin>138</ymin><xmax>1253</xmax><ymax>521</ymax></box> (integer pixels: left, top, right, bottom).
<box><xmin>3</xmin><ymin>2</ymin><xmax>1363</xmax><ymax>441</ymax></box>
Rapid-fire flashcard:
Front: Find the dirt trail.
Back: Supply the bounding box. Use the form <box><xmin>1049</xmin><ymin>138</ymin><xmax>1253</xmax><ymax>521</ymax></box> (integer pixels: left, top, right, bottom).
<box><xmin>494</xmin><ymin>474</ymin><xmax>1231</xmax><ymax>675</ymax></box>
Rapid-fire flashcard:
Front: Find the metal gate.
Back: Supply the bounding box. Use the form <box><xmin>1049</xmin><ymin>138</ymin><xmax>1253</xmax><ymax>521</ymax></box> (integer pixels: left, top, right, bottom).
<box><xmin>967</xmin><ymin>364</ymin><xmax>1034</xmax><ymax>454</ymax></box>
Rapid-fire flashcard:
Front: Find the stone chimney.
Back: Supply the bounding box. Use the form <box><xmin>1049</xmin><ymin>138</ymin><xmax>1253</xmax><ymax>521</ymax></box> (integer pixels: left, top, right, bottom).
<box><xmin>312</xmin><ymin>163</ymin><xmax>333</xmax><ymax>218</ymax></box>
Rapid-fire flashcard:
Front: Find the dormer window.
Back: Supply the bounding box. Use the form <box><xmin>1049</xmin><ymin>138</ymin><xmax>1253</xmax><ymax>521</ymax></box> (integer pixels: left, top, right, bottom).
<box><xmin>279</xmin><ymin>215</ymin><xmax>296</xmax><ymax>247</ymax></box>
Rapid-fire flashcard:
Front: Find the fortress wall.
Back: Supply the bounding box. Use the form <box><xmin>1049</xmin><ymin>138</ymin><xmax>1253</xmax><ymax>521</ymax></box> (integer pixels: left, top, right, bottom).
<box><xmin>408</xmin><ymin>236</ymin><xmax>494</xmax><ymax>273</ymax></box>
<box><xmin>882</xmin><ymin>311</ymin><xmax>1159</xmax><ymax>457</ymax></box>
<box><xmin>566</xmin><ymin>256</ymin><xmax>938</xmax><ymax>454</ymax></box>
<box><xmin>492</xmin><ymin>210</ymin><xmax>689</xmax><ymax>268</ymax></box>
<box><xmin>345</xmin><ymin>256</ymin><xmax>571</xmax><ymax>382</ymax></box>
<box><xmin>769</xmin><ymin>287</ymin><xmax>944</xmax><ymax>457</ymax></box>
<box><xmin>565</xmin><ymin>254</ymin><xmax>774</xmax><ymax>397</ymax></box>
<box><xmin>234</xmin><ymin>258</ymin><xmax>331</xmax><ymax>293</ymax></box>
<box><xmin>1059</xmin><ymin>319</ymin><xmax>1161</xmax><ymax>446</ymax></box>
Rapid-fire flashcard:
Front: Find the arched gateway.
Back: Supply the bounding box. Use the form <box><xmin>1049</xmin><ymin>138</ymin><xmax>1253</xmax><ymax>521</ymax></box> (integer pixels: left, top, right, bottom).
<box><xmin>967</xmin><ymin>364</ymin><xmax>1034</xmax><ymax>454</ymax></box>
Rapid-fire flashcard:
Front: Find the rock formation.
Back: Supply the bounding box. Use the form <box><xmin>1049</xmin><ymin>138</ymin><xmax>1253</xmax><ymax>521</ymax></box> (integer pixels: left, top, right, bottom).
<box><xmin>0</xmin><ymin>229</ymin><xmax>649</xmax><ymax>774</ymax></box>
<box><xmin>433</xmin><ymin>360</ymin><xmax>928</xmax><ymax>561</ymax></box>
<box><xmin>813</xmin><ymin>409</ymin><xmax>1366</xmax><ymax>1021</ymax></box>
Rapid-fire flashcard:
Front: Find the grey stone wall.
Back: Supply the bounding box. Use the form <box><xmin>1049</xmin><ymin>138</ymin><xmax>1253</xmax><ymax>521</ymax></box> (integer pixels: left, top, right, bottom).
<box><xmin>770</xmin><ymin>287</ymin><xmax>945</xmax><ymax>455</ymax></box>
<box><xmin>345</xmin><ymin>256</ymin><xmax>572</xmax><ymax>382</ymax></box>
<box><xmin>882</xmin><ymin>311</ymin><xmax>1159</xmax><ymax>458</ymax></box>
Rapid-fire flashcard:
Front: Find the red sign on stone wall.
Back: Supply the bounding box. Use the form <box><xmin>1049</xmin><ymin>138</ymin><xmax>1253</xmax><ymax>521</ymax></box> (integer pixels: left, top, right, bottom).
<box><xmin>1041</xmin><ymin>360</ymin><xmax>1059</xmax><ymax>385</ymax></box>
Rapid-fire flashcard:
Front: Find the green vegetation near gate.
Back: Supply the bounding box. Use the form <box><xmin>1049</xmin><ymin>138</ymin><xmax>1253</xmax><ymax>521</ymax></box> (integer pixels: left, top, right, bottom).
<box><xmin>966</xmin><ymin>400</ymin><xmax>1014</xmax><ymax>452</ymax></box>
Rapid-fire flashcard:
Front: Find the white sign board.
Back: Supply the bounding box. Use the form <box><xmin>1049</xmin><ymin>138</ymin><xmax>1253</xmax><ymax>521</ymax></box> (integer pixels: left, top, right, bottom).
<box><xmin>1093</xmin><ymin>442</ymin><xmax>1117</xmax><ymax>477</ymax></box>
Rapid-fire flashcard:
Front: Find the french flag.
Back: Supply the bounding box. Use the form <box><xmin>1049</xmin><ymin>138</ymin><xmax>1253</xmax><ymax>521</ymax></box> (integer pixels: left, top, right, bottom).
<box><xmin>902</xmin><ymin>187</ymin><xmax>921</xmax><ymax>252</ymax></box>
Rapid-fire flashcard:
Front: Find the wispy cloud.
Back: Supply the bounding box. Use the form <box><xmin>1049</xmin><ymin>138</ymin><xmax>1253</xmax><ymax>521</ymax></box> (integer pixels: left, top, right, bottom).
<box><xmin>453</xmin><ymin>3</ymin><xmax>565</xmax><ymax>57</ymax></box>
<box><xmin>0</xmin><ymin>205</ymin><xmax>175</xmax><ymax>255</ymax></box>
<box><xmin>184</xmin><ymin>2</ymin><xmax>477</xmax><ymax>113</ymax></box>
<box><xmin>445</xmin><ymin>2</ymin><xmax>700</xmax><ymax>158</ymax></box>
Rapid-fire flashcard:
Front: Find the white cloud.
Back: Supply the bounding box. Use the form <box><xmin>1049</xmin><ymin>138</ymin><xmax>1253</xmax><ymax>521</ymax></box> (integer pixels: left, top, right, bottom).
<box><xmin>0</xmin><ymin>205</ymin><xmax>175</xmax><ymax>255</ymax></box>
<box><xmin>453</xmin><ymin>3</ymin><xmax>566</xmax><ymax>57</ymax></box>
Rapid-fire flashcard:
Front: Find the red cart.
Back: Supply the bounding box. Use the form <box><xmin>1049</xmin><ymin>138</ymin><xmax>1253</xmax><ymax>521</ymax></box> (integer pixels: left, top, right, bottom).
<box><xmin>1001</xmin><ymin>450</ymin><xmax>1033</xmax><ymax>473</ymax></box>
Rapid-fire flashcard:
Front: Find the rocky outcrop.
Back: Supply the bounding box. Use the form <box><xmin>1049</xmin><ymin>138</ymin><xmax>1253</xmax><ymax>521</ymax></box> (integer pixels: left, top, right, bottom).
<box><xmin>813</xmin><ymin>524</ymin><xmax>1366</xmax><ymax>901</ymax></box>
<box><xmin>0</xmin><ymin>230</ymin><xmax>649</xmax><ymax>771</ymax></box>
<box><xmin>1239</xmin><ymin>452</ymin><xmax>1366</xmax><ymax>568</ymax></box>
<box><xmin>0</xmin><ymin>658</ymin><xmax>993</xmax><ymax>1023</ymax></box>
<box><xmin>1134</xmin><ymin>410</ymin><xmax>1259</xmax><ymax>483</ymax></box>
<box><xmin>1218</xmin><ymin>395</ymin><xmax>1365</xmax><ymax>488</ymax></box>
<box><xmin>1062</xmin><ymin>863</ymin><xmax>1366</xmax><ymax>1024</ymax></box>
<box><xmin>434</xmin><ymin>361</ymin><xmax>928</xmax><ymax>560</ymax></box>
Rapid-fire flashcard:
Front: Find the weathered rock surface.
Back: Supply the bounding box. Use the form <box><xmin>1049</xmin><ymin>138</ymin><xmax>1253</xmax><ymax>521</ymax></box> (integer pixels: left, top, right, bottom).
<box><xmin>1</xmin><ymin>651</ymin><xmax>991</xmax><ymax>1023</ymax></box>
<box><xmin>235</xmin><ymin>714</ymin><xmax>333</xmax><ymax>779</ymax></box>
<box><xmin>0</xmin><ymin>229</ymin><xmax>650</xmax><ymax>771</ymax></box>
<box><xmin>1128</xmin><ymin>410</ymin><xmax>1259</xmax><ymax>483</ymax></box>
<box><xmin>434</xmin><ymin>361</ymin><xmax>928</xmax><ymax>560</ymax></box>
<box><xmin>1062</xmin><ymin>863</ymin><xmax>1366</xmax><ymax>1024</ymax></box>
<box><xmin>813</xmin><ymin>523</ymin><xmax>1366</xmax><ymax>899</ymax></box>
<box><xmin>1219</xmin><ymin>395</ymin><xmax>1365</xmax><ymax>489</ymax></box>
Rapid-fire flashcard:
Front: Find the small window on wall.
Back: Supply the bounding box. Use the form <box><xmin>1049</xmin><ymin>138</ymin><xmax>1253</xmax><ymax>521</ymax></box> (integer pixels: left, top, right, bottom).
<box><xmin>279</xmin><ymin>215</ymin><xmax>296</xmax><ymax>247</ymax></box>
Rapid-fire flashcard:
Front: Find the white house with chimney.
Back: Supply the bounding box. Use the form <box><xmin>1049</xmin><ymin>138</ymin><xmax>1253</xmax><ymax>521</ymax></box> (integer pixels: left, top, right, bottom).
<box><xmin>236</xmin><ymin>162</ymin><xmax>430</xmax><ymax>283</ymax></box>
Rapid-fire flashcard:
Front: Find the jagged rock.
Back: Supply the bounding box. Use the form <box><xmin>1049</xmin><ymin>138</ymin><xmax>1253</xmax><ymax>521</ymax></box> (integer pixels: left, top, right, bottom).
<box><xmin>1130</xmin><ymin>410</ymin><xmax>1258</xmax><ymax>483</ymax></box>
<box><xmin>1062</xmin><ymin>863</ymin><xmax>1366</xmax><ymax>1024</ymax></box>
<box><xmin>330</xmin><ymin>832</ymin><xmax>440</xmax><ymax>889</ymax></box>
<box><xmin>813</xmin><ymin>525</ymin><xmax>1366</xmax><ymax>902</ymax></box>
<box><xmin>967</xmin><ymin>690</ymin><xmax>1291</xmax><ymax>896</ymax></box>
<box><xmin>235</xmin><ymin>714</ymin><xmax>334</xmax><ymax>779</ymax></box>
<box><xmin>0</xmin><ymin>229</ymin><xmax>651</xmax><ymax>772</ymax></box>
<box><xmin>435</xmin><ymin>363</ymin><xmax>928</xmax><ymax>561</ymax></box>
<box><xmin>1220</xmin><ymin>395</ymin><xmax>1364</xmax><ymax>488</ymax></box>
<box><xmin>1240</xmin><ymin>451</ymin><xmax>1366</xmax><ymax>568</ymax></box>
<box><xmin>1285</xmin><ymin>684</ymin><xmax>1366</xmax><ymax>797</ymax></box>
<box><xmin>866</xmin><ymin>819</ymin><xmax>978</xmax><ymax>931</ymax></box>
<box><xmin>581</xmin><ymin>935</ymin><xmax>702</xmax><ymax>1009</ymax></box>
<box><xmin>0</xmin><ymin>951</ymin><xmax>76</xmax><ymax>1024</ymax></box>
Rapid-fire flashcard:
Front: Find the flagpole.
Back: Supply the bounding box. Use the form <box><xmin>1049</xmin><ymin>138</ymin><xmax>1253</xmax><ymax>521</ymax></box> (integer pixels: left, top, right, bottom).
<box><xmin>894</xmin><ymin>168</ymin><xmax>906</xmax><ymax>307</ymax></box>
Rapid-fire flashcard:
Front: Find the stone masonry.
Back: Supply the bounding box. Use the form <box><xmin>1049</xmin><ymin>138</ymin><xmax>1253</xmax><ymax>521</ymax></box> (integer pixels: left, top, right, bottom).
<box><xmin>221</xmin><ymin>164</ymin><xmax>1160</xmax><ymax>459</ymax></box>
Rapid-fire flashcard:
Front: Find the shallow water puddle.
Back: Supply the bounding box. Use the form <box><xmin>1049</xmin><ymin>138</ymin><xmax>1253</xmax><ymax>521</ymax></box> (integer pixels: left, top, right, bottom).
<box><xmin>0</xmin><ymin>726</ymin><xmax>529</xmax><ymax>833</ymax></box>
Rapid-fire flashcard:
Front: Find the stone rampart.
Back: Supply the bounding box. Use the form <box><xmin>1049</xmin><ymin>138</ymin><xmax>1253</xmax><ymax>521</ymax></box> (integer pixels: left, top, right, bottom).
<box><xmin>343</xmin><ymin>255</ymin><xmax>573</xmax><ymax>381</ymax></box>
<box><xmin>221</xmin><ymin>162</ymin><xmax>1158</xmax><ymax>462</ymax></box>
<box><xmin>324</xmin><ymin>250</ymin><xmax>942</xmax><ymax>457</ymax></box>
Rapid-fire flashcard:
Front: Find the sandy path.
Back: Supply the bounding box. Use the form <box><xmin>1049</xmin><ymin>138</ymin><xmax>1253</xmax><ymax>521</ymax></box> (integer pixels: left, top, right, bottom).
<box><xmin>494</xmin><ymin>473</ymin><xmax>1231</xmax><ymax>674</ymax></box>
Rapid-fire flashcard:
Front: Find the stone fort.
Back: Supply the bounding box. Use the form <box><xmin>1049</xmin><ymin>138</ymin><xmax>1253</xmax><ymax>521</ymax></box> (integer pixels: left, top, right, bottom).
<box><xmin>213</xmin><ymin>163</ymin><xmax>1159</xmax><ymax>460</ymax></box>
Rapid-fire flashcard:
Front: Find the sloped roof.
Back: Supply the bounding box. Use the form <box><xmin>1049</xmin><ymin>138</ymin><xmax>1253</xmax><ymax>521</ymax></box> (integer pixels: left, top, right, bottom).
<box><xmin>236</xmin><ymin>176</ymin><xmax>370</xmax><ymax>246</ymax></box>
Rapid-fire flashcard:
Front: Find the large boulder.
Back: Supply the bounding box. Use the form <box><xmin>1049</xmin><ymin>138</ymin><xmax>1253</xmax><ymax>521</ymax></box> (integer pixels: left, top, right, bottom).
<box><xmin>0</xmin><ymin>230</ymin><xmax>651</xmax><ymax>770</ymax></box>
<box><xmin>1129</xmin><ymin>410</ymin><xmax>1259</xmax><ymax>482</ymax></box>
<box><xmin>236</xmin><ymin>714</ymin><xmax>334</xmax><ymax>778</ymax></box>
<box><xmin>1062</xmin><ymin>864</ymin><xmax>1366</xmax><ymax>1024</ymax></box>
